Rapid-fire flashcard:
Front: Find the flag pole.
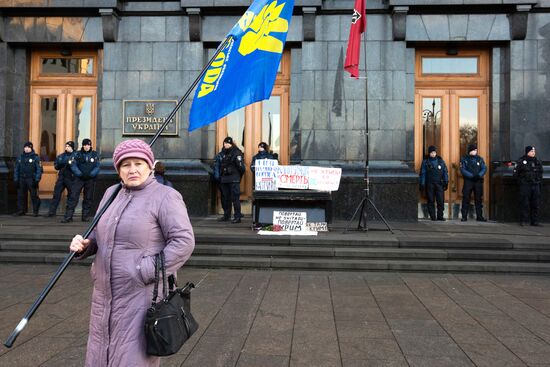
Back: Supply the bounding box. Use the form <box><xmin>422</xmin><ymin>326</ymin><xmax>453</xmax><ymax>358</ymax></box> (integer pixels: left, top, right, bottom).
<box><xmin>362</xmin><ymin>4</ymin><xmax>370</xmax><ymax>229</ymax></box>
<box><xmin>4</xmin><ymin>36</ymin><xmax>232</xmax><ymax>349</ymax></box>
<box><xmin>344</xmin><ymin>1</ymin><xmax>393</xmax><ymax>233</ymax></box>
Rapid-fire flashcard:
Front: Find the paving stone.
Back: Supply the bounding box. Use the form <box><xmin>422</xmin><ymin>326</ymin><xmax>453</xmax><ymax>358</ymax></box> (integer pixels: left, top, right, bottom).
<box><xmin>236</xmin><ymin>353</ymin><xmax>289</xmax><ymax>367</ymax></box>
<box><xmin>497</xmin><ymin>336</ymin><xmax>550</xmax><ymax>365</ymax></box>
<box><xmin>182</xmin><ymin>334</ymin><xmax>245</xmax><ymax>367</ymax></box>
<box><xmin>387</xmin><ymin>319</ymin><xmax>448</xmax><ymax>337</ymax></box>
<box><xmin>0</xmin><ymin>336</ymin><xmax>85</xmax><ymax>366</ymax></box>
<box><xmin>442</xmin><ymin>322</ymin><xmax>499</xmax><ymax>344</ymax></box>
<box><xmin>342</xmin><ymin>359</ymin><xmax>408</xmax><ymax>367</ymax></box>
<box><xmin>290</xmin><ymin>341</ymin><xmax>341</xmax><ymax>367</ymax></box>
<box><xmin>459</xmin><ymin>342</ymin><xmax>527</xmax><ymax>367</ymax></box>
<box><xmin>478</xmin><ymin>315</ymin><xmax>535</xmax><ymax>339</ymax></box>
<box><xmin>395</xmin><ymin>335</ymin><xmax>467</xmax><ymax>358</ymax></box>
<box><xmin>339</xmin><ymin>337</ymin><xmax>403</xmax><ymax>360</ymax></box>
<box><xmin>336</xmin><ymin>320</ymin><xmax>394</xmax><ymax>339</ymax></box>
<box><xmin>405</xmin><ymin>355</ymin><xmax>475</xmax><ymax>367</ymax></box>
<box><xmin>241</xmin><ymin>328</ymin><xmax>292</xmax><ymax>356</ymax></box>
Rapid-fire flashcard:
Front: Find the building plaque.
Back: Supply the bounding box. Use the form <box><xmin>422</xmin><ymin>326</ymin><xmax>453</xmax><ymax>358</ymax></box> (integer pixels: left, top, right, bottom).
<box><xmin>122</xmin><ymin>100</ymin><xmax>179</xmax><ymax>136</ymax></box>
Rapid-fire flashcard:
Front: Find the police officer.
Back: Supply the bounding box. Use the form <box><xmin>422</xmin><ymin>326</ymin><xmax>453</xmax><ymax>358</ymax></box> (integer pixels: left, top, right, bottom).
<box><xmin>419</xmin><ymin>145</ymin><xmax>449</xmax><ymax>221</ymax></box>
<box><xmin>213</xmin><ymin>150</ymin><xmax>229</xmax><ymax>219</ymax></box>
<box><xmin>516</xmin><ymin>146</ymin><xmax>543</xmax><ymax>226</ymax></box>
<box><xmin>46</xmin><ymin>141</ymin><xmax>76</xmax><ymax>217</ymax></box>
<box><xmin>62</xmin><ymin>138</ymin><xmax>99</xmax><ymax>223</ymax></box>
<box><xmin>460</xmin><ymin>143</ymin><xmax>487</xmax><ymax>222</ymax></box>
<box><xmin>218</xmin><ymin>137</ymin><xmax>245</xmax><ymax>223</ymax></box>
<box><xmin>14</xmin><ymin>141</ymin><xmax>42</xmax><ymax>216</ymax></box>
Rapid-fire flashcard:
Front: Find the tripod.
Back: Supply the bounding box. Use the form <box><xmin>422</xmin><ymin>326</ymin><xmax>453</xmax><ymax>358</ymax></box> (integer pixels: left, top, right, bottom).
<box><xmin>344</xmin><ymin>166</ymin><xmax>393</xmax><ymax>233</ymax></box>
<box><xmin>343</xmin><ymin>8</ymin><xmax>392</xmax><ymax>234</ymax></box>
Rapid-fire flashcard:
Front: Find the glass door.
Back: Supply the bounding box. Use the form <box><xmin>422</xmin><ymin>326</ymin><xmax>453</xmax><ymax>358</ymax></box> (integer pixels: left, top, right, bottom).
<box><xmin>30</xmin><ymin>87</ymin><xmax>97</xmax><ymax>197</ymax></box>
<box><xmin>449</xmin><ymin>90</ymin><xmax>489</xmax><ymax>219</ymax></box>
<box><xmin>216</xmin><ymin>86</ymin><xmax>290</xmax><ymax>201</ymax></box>
<box><xmin>415</xmin><ymin>89</ymin><xmax>488</xmax><ymax>219</ymax></box>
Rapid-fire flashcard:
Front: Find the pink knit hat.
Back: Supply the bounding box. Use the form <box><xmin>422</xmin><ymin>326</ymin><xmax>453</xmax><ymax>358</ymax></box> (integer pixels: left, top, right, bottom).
<box><xmin>113</xmin><ymin>139</ymin><xmax>155</xmax><ymax>170</ymax></box>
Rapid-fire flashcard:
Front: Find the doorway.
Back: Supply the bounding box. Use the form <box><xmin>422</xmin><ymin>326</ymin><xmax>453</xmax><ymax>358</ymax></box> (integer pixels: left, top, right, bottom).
<box><xmin>414</xmin><ymin>49</ymin><xmax>490</xmax><ymax>219</ymax></box>
<box><xmin>29</xmin><ymin>50</ymin><xmax>98</xmax><ymax>198</ymax></box>
<box><xmin>215</xmin><ymin>51</ymin><xmax>290</xmax><ymax>211</ymax></box>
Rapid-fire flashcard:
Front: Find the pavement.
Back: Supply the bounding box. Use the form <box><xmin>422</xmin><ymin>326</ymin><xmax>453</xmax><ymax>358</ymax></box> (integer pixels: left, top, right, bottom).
<box><xmin>1</xmin><ymin>265</ymin><xmax>550</xmax><ymax>366</ymax></box>
<box><xmin>1</xmin><ymin>216</ymin><xmax>550</xmax><ymax>366</ymax></box>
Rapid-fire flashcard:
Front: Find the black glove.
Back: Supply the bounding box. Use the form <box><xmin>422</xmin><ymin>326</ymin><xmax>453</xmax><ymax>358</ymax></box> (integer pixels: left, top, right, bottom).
<box><xmin>419</xmin><ymin>185</ymin><xmax>425</xmax><ymax>192</ymax></box>
<box><xmin>443</xmin><ymin>183</ymin><xmax>448</xmax><ymax>191</ymax></box>
<box><xmin>14</xmin><ymin>180</ymin><xmax>19</xmax><ymax>187</ymax></box>
<box><xmin>471</xmin><ymin>174</ymin><xmax>479</xmax><ymax>181</ymax></box>
<box><xmin>33</xmin><ymin>180</ymin><xmax>39</xmax><ymax>188</ymax></box>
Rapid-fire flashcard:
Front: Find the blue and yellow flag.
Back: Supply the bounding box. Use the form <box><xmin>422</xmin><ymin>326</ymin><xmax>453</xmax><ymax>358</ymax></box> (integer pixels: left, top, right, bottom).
<box><xmin>189</xmin><ymin>0</ymin><xmax>294</xmax><ymax>131</ymax></box>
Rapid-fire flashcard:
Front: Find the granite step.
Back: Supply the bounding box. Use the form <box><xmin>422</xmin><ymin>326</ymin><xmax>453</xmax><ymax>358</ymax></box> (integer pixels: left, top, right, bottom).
<box><xmin>2</xmin><ymin>241</ymin><xmax>549</xmax><ymax>262</ymax></box>
<box><xmin>1</xmin><ymin>252</ymin><xmax>549</xmax><ymax>273</ymax></box>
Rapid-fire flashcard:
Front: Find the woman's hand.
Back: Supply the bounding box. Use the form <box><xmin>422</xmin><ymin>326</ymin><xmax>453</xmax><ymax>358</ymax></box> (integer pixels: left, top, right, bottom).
<box><xmin>70</xmin><ymin>235</ymin><xmax>90</xmax><ymax>254</ymax></box>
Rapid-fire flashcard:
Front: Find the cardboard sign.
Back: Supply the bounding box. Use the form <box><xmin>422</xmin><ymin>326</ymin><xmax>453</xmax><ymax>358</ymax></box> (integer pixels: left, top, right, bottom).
<box><xmin>306</xmin><ymin>222</ymin><xmax>328</xmax><ymax>232</ymax></box>
<box><xmin>273</xmin><ymin>211</ymin><xmax>307</xmax><ymax>231</ymax></box>
<box><xmin>275</xmin><ymin>165</ymin><xmax>309</xmax><ymax>189</ymax></box>
<box><xmin>308</xmin><ymin>167</ymin><xmax>342</xmax><ymax>191</ymax></box>
<box><xmin>254</xmin><ymin>159</ymin><xmax>278</xmax><ymax>191</ymax></box>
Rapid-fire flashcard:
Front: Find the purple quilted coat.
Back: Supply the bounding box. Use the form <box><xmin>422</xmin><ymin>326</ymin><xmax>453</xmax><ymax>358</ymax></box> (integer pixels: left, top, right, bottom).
<box><xmin>76</xmin><ymin>176</ymin><xmax>195</xmax><ymax>366</ymax></box>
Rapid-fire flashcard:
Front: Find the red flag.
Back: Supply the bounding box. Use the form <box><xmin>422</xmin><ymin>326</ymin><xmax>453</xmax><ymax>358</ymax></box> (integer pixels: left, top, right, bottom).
<box><xmin>344</xmin><ymin>0</ymin><xmax>366</xmax><ymax>78</ymax></box>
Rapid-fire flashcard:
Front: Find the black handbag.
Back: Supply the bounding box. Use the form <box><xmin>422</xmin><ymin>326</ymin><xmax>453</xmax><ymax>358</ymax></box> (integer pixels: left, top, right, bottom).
<box><xmin>144</xmin><ymin>252</ymin><xmax>198</xmax><ymax>356</ymax></box>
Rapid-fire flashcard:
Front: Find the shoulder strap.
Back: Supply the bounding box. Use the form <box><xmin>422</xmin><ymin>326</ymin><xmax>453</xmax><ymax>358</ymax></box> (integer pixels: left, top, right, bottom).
<box><xmin>151</xmin><ymin>254</ymin><xmax>161</xmax><ymax>305</ymax></box>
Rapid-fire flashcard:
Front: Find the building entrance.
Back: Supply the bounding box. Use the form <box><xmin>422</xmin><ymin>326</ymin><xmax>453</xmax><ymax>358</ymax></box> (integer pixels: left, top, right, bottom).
<box><xmin>215</xmin><ymin>51</ymin><xmax>290</xmax><ymax>211</ymax></box>
<box><xmin>414</xmin><ymin>49</ymin><xmax>490</xmax><ymax>219</ymax></box>
<box><xmin>29</xmin><ymin>50</ymin><xmax>98</xmax><ymax>198</ymax></box>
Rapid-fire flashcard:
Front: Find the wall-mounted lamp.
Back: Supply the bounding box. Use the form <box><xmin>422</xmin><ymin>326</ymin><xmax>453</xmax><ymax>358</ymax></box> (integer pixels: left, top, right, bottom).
<box><xmin>446</xmin><ymin>47</ymin><xmax>458</xmax><ymax>56</ymax></box>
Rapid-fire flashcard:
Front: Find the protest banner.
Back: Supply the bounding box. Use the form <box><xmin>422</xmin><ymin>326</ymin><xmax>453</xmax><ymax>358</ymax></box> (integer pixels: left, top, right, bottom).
<box><xmin>273</xmin><ymin>210</ymin><xmax>307</xmax><ymax>231</ymax></box>
<box><xmin>305</xmin><ymin>222</ymin><xmax>328</xmax><ymax>232</ymax></box>
<box><xmin>254</xmin><ymin>159</ymin><xmax>278</xmax><ymax>191</ymax></box>
<box><xmin>275</xmin><ymin>165</ymin><xmax>309</xmax><ymax>189</ymax></box>
<box><xmin>308</xmin><ymin>167</ymin><xmax>342</xmax><ymax>191</ymax></box>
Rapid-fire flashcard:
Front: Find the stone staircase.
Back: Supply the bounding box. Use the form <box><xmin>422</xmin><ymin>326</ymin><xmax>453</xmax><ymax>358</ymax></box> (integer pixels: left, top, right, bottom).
<box><xmin>1</xmin><ymin>225</ymin><xmax>550</xmax><ymax>273</ymax></box>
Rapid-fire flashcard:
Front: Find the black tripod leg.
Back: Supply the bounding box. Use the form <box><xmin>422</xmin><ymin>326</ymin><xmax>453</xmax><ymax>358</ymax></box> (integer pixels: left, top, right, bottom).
<box><xmin>344</xmin><ymin>197</ymin><xmax>367</xmax><ymax>233</ymax></box>
<box><xmin>367</xmin><ymin>197</ymin><xmax>394</xmax><ymax>234</ymax></box>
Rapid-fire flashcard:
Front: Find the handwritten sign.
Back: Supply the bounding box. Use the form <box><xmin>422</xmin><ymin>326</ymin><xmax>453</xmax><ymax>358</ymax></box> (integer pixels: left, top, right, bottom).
<box><xmin>306</xmin><ymin>222</ymin><xmax>328</xmax><ymax>232</ymax></box>
<box><xmin>254</xmin><ymin>159</ymin><xmax>278</xmax><ymax>191</ymax></box>
<box><xmin>308</xmin><ymin>167</ymin><xmax>342</xmax><ymax>191</ymax></box>
<box><xmin>273</xmin><ymin>211</ymin><xmax>307</xmax><ymax>231</ymax></box>
<box><xmin>275</xmin><ymin>166</ymin><xmax>309</xmax><ymax>189</ymax></box>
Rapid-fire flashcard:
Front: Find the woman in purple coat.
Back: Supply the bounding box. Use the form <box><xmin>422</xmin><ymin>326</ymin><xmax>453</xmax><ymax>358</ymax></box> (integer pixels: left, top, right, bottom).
<box><xmin>70</xmin><ymin>139</ymin><xmax>195</xmax><ymax>367</ymax></box>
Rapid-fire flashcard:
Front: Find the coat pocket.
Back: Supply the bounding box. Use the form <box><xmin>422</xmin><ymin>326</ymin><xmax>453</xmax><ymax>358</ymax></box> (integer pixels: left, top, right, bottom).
<box><xmin>136</xmin><ymin>254</ymin><xmax>156</xmax><ymax>286</ymax></box>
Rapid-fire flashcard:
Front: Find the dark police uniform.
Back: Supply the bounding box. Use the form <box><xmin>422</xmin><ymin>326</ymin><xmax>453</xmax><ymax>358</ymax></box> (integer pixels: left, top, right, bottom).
<box><xmin>47</xmin><ymin>150</ymin><xmax>76</xmax><ymax>216</ymax></box>
<box><xmin>460</xmin><ymin>147</ymin><xmax>487</xmax><ymax>221</ymax></box>
<box><xmin>219</xmin><ymin>145</ymin><xmax>245</xmax><ymax>222</ymax></box>
<box><xmin>515</xmin><ymin>150</ymin><xmax>543</xmax><ymax>226</ymax></box>
<box><xmin>213</xmin><ymin>151</ymin><xmax>229</xmax><ymax>217</ymax></box>
<box><xmin>64</xmin><ymin>145</ymin><xmax>100</xmax><ymax>221</ymax></box>
<box><xmin>419</xmin><ymin>155</ymin><xmax>449</xmax><ymax>220</ymax></box>
<box><xmin>14</xmin><ymin>144</ymin><xmax>42</xmax><ymax>216</ymax></box>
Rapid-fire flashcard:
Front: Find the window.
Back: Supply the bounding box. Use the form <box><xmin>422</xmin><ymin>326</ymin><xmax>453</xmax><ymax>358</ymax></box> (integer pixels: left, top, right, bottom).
<box><xmin>422</xmin><ymin>57</ymin><xmax>478</xmax><ymax>75</ymax></box>
<box><xmin>40</xmin><ymin>57</ymin><xmax>94</xmax><ymax>75</ymax></box>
